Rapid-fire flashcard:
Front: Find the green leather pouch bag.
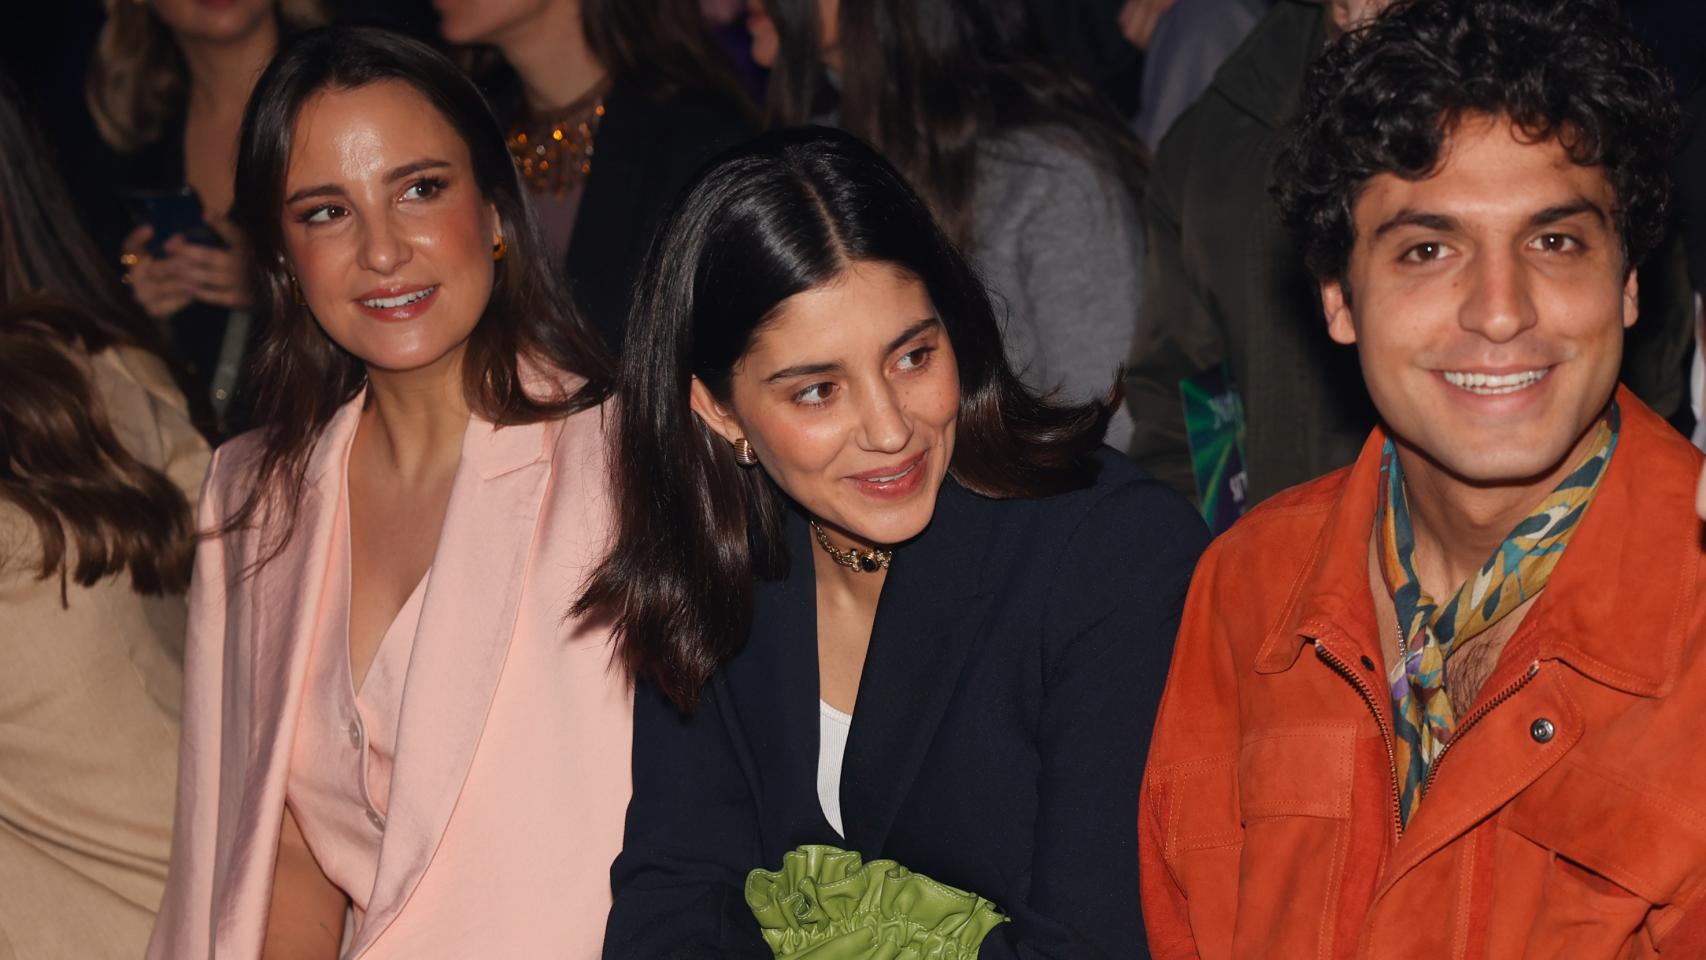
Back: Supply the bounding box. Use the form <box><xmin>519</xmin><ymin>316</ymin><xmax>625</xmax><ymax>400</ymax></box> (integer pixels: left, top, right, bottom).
<box><xmin>745</xmin><ymin>845</ymin><xmax>1009</xmax><ymax>959</ymax></box>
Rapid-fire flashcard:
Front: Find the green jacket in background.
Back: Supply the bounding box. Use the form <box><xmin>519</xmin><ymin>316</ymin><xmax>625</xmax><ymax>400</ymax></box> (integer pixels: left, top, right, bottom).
<box><xmin>1125</xmin><ymin>0</ymin><xmax>1696</xmax><ymax>509</ymax></box>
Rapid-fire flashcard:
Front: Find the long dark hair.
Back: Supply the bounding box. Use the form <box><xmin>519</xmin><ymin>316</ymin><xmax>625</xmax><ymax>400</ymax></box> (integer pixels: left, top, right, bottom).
<box><xmin>577</xmin><ymin>127</ymin><xmax>1112</xmax><ymax>711</ymax></box>
<box><xmin>763</xmin><ymin>0</ymin><xmax>1146</xmax><ymax>246</ymax></box>
<box><xmin>0</xmin><ymin>77</ymin><xmax>193</xmax><ymax>596</ymax></box>
<box><xmin>225</xmin><ymin>26</ymin><xmax>611</xmax><ymax>563</ymax></box>
<box><xmin>582</xmin><ymin>0</ymin><xmax>755</xmax><ymax>115</ymax></box>
<box><xmin>463</xmin><ymin>0</ymin><xmax>757</xmax><ymax>123</ymax></box>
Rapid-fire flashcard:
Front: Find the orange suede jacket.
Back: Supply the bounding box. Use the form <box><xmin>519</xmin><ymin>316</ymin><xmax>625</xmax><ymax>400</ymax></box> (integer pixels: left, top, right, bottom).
<box><xmin>1140</xmin><ymin>387</ymin><xmax>1706</xmax><ymax>959</ymax></box>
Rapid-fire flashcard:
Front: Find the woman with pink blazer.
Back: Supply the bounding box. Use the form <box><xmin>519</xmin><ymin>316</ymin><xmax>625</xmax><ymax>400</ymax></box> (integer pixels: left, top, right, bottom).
<box><xmin>147</xmin><ymin>28</ymin><xmax>631</xmax><ymax>959</ymax></box>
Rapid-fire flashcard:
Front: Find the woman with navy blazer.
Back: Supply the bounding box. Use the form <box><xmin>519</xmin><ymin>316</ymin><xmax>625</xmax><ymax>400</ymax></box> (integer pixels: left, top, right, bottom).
<box><xmin>583</xmin><ymin>127</ymin><xmax>1208</xmax><ymax>959</ymax></box>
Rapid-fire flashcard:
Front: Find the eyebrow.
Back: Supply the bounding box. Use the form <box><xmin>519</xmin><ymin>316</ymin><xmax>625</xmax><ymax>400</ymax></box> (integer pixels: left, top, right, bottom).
<box><xmin>1528</xmin><ymin>199</ymin><xmax>1608</xmax><ymax>228</ymax></box>
<box><xmin>760</xmin><ymin>317</ymin><xmax>941</xmax><ymax>384</ymax></box>
<box><xmin>283</xmin><ymin>158</ymin><xmax>452</xmax><ymax>205</ymax></box>
<box><xmin>1370</xmin><ymin>198</ymin><xmax>1609</xmax><ymax>241</ymax></box>
<box><xmin>1371</xmin><ymin>210</ymin><xmax>1461</xmax><ymax>240</ymax></box>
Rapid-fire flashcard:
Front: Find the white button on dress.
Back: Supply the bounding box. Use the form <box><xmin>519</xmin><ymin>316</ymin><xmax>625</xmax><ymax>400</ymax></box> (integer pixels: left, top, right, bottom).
<box><xmin>283</xmin><ymin>430</ymin><xmax>429</xmax><ymax>934</ymax></box>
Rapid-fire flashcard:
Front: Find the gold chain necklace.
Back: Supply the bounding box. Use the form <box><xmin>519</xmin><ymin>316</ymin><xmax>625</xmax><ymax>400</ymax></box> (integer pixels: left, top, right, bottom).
<box><xmin>810</xmin><ymin>520</ymin><xmax>892</xmax><ymax>573</ymax></box>
<box><xmin>507</xmin><ymin>86</ymin><xmax>607</xmax><ymax>198</ymax></box>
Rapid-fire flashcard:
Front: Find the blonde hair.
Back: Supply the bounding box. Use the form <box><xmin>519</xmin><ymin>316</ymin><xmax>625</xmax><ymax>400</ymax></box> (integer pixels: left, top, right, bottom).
<box><xmin>85</xmin><ymin>0</ymin><xmax>327</xmax><ymax>153</ymax></box>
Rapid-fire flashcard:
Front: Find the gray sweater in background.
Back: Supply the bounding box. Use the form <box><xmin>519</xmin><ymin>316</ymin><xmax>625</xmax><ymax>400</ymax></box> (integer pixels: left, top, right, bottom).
<box><xmin>970</xmin><ymin>127</ymin><xmax>1144</xmax><ymax>449</ymax></box>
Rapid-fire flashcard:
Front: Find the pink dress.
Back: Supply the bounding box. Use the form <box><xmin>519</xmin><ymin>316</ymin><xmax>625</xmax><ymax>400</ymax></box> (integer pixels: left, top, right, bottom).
<box><xmin>285</xmin><ymin>439</ymin><xmax>429</xmax><ymax>934</ymax></box>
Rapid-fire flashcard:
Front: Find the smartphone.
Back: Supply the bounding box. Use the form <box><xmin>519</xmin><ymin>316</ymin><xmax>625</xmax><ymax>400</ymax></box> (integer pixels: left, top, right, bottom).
<box><xmin>124</xmin><ymin>188</ymin><xmax>228</xmax><ymax>258</ymax></box>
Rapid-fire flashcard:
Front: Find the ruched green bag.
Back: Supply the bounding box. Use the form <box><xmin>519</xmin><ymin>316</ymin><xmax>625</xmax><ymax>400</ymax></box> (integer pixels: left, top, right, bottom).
<box><xmin>745</xmin><ymin>845</ymin><xmax>1010</xmax><ymax>959</ymax></box>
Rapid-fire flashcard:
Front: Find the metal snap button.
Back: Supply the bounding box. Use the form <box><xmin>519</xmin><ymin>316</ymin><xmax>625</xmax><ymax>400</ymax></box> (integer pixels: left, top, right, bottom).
<box><xmin>347</xmin><ymin>720</ymin><xmax>361</xmax><ymax>749</ymax></box>
<box><xmin>1530</xmin><ymin>718</ymin><xmax>1555</xmax><ymax>743</ymax></box>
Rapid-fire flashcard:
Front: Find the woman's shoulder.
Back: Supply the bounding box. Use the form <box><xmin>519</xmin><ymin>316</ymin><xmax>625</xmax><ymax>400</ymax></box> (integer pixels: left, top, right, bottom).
<box><xmin>208</xmin><ymin>424</ymin><xmax>271</xmax><ymax>478</ymax></box>
<box><xmin>542</xmin><ymin>394</ymin><xmax>613</xmax><ymax>458</ymax></box>
<box><xmin>511</xmin><ymin>369</ymin><xmax>612</xmax><ymax>496</ymax></box>
<box><xmin>977</xmin><ymin>126</ymin><xmax>1123</xmax><ymax>193</ymax></box>
<box><xmin>98</xmin><ymin>345</ymin><xmax>182</xmax><ymax>409</ymax></box>
<box><xmin>95</xmin><ymin>346</ymin><xmax>212</xmax><ymax>503</ymax></box>
<box><xmin>1040</xmin><ymin>449</ymin><xmax>1200</xmax><ymax>528</ymax></box>
<box><xmin>519</xmin><ymin>361</ymin><xmax>609</xmax><ymax>436</ymax></box>
<box><xmin>972</xmin><ymin>126</ymin><xmax>1140</xmax><ymax>242</ymax></box>
<box><xmin>198</xmin><ymin>424</ymin><xmax>284</xmax><ymax>528</ymax></box>
<box><xmin>978</xmin><ymin>449</ymin><xmax>1207</xmax><ymax>578</ymax></box>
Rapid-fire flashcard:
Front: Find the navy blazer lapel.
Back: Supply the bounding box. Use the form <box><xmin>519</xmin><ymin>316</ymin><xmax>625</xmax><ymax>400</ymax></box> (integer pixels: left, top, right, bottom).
<box><xmin>729</xmin><ymin>516</ymin><xmax>823</xmax><ymax>833</ymax></box>
<box><xmin>840</xmin><ymin>479</ymin><xmax>996</xmax><ymax>852</ymax></box>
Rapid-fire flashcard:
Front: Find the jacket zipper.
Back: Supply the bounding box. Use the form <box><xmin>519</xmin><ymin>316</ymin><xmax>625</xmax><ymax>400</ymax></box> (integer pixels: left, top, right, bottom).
<box><xmin>1419</xmin><ymin>660</ymin><xmax>1541</xmax><ymax>798</ymax></box>
<box><xmin>1314</xmin><ymin>639</ymin><xmax>1404</xmax><ymax>840</ymax></box>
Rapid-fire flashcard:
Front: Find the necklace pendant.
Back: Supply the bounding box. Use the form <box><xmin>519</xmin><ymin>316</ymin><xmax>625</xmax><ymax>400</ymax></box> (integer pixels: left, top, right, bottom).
<box><xmin>810</xmin><ymin>518</ymin><xmax>892</xmax><ymax>573</ymax></box>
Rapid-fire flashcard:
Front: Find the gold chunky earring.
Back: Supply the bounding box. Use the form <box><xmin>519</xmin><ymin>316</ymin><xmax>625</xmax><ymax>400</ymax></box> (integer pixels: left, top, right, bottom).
<box><xmin>492</xmin><ymin>235</ymin><xmax>508</xmax><ymax>261</ymax></box>
<box><xmin>732</xmin><ymin>438</ymin><xmax>758</xmax><ymax>467</ymax></box>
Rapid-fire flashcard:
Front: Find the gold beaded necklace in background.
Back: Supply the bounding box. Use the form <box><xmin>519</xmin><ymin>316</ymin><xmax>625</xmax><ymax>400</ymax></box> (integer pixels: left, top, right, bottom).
<box><xmin>506</xmin><ymin>83</ymin><xmax>608</xmax><ymax>198</ymax></box>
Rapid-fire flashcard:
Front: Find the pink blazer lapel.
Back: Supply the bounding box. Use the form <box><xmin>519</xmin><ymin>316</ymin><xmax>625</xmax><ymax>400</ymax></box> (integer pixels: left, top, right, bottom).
<box><xmin>214</xmin><ymin>395</ymin><xmax>363</xmax><ymax>953</ymax></box>
<box><xmin>350</xmin><ymin>413</ymin><xmax>561</xmax><ymax>954</ymax></box>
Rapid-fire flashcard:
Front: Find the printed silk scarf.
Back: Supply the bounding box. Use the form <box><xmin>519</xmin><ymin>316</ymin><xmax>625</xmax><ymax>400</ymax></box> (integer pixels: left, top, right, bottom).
<box><xmin>1378</xmin><ymin>401</ymin><xmax>1619</xmax><ymax>827</ymax></box>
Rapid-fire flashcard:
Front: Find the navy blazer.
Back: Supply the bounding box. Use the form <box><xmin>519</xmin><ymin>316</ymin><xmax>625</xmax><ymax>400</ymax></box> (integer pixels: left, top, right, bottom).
<box><xmin>605</xmin><ymin>450</ymin><xmax>1208</xmax><ymax>959</ymax></box>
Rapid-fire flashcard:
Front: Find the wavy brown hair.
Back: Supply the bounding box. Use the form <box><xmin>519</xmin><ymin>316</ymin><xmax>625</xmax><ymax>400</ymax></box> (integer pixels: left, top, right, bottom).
<box><xmin>85</xmin><ymin>0</ymin><xmax>327</xmax><ymax>153</ymax></box>
<box><xmin>459</xmin><ymin>0</ymin><xmax>757</xmax><ymax>123</ymax></box>
<box><xmin>576</xmin><ymin>128</ymin><xmax>1113</xmax><ymax>711</ymax></box>
<box><xmin>0</xmin><ymin>78</ymin><xmax>194</xmax><ymax>597</ymax></box>
<box><xmin>223</xmin><ymin>27</ymin><xmax>612</xmax><ymax>567</ymax></box>
<box><xmin>1</xmin><ymin>304</ymin><xmax>195</xmax><ymax>598</ymax></box>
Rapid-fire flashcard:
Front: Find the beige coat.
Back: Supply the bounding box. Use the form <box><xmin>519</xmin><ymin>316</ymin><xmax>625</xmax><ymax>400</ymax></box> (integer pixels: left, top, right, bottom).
<box><xmin>0</xmin><ymin>346</ymin><xmax>209</xmax><ymax>959</ymax></box>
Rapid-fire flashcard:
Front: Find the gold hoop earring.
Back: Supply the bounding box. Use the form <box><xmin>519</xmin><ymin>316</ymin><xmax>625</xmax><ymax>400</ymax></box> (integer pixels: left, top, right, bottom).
<box><xmin>492</xmin><ymin>235</ymin><xmax>508</xmax><ymax>261</ymax></box>
<box><xmin>733</xmin><ymin>438</ymin><xmax>758</xmax><ymax>467</ymax></box>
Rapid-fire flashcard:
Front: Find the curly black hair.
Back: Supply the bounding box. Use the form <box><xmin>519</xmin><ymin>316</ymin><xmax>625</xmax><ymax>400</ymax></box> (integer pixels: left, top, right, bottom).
<box><xmin>1273</xmin><ymin>0</ymin><xmax>1683</xmax><ymax>284</ymax></box>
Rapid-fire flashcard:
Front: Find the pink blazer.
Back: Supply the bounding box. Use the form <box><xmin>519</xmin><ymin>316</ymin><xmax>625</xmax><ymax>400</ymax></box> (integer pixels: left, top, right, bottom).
<box><xmin>147</xmin><ymin>391</ymin><xmax>633</xmax><ymax>959</ymax></box>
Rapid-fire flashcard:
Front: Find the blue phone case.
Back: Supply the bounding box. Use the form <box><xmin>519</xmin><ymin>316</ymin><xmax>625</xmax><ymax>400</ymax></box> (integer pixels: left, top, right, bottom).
<box><xmin>124</xmin><ymin>189</ymin><xmax>226</xmax><ymax>257</ymax></box>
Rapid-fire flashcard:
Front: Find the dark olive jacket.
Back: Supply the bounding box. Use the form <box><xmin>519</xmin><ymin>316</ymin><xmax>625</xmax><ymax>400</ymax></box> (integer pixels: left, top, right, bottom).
<box><xmin>1124</xmin><ymin>0</ymin><xmax>1697</xmax><ymax>508</ymax></box>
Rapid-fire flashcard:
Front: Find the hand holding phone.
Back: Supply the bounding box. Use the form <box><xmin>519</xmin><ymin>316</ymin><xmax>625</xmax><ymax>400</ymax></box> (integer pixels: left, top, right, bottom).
<box><xmin>124</xmin><ymin>188</ymin><xmax>227</xmax><ymax>258</ymax></box>
<box><xmin>122</xmin><ymin>225</ymin><xmax>194</xmax><ymax>318</ymax></box>
<box><xmin>120</xmin><ymin>188</ymin><xmax>251</xmax><ymax>316</ymax></box>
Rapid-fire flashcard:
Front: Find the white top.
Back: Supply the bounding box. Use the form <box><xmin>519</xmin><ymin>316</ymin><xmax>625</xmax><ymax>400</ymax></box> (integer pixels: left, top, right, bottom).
<box><xmin>817</xmin><ymin>700</ymin><xmax>853</xmax><ymax>838</ymax></box>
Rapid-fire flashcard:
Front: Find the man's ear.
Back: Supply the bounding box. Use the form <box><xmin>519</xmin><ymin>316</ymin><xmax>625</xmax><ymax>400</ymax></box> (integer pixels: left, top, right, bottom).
<box><xmin>689</xmin><ymin>377</ymin><xmax>744</xmax><ymax>446</ymax></box>
<box><xmin>1322</xmin><ymin>279</ymin><xmax>1358</xmax><ymax>345</ymax></box>
<box><xmin>1621</xmin><ymin>267</ymin><xmax>1640</xmax><ymax>330</ymax></box>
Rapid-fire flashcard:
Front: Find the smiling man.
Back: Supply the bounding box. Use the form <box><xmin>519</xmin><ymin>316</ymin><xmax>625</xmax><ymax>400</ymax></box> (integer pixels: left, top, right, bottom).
<box><xmin>1138</xmin><ymin>0</ymin><xmax>1706</xmax><ymax>956</ymax></box>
